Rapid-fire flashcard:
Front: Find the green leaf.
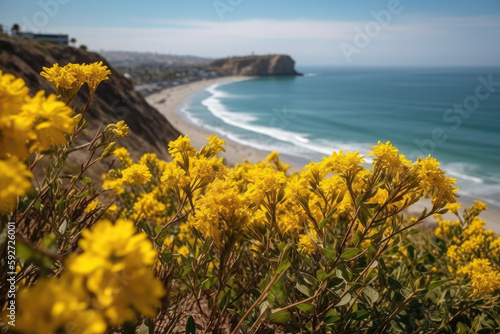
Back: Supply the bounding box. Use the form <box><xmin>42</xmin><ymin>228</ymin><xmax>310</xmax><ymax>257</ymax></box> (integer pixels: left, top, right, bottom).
<box><xmin>324</xmin><ymin>314</ymin><xmax>341</xmax><ymax>325</ymax></box>
<box><xmin>316</xmin><ymin>269</ymin><xmax>326</xmax><ymax>281</ymax></box>
<box><xmin>185</xmin><ymin>315</ymin><xmax>196</xmax><ymax>334</ymax></box>
<box><xmin>427</xmin><ymin>279</ymin><xmax>450</xmax><ymax>291</ymax></box>
<box><xmin>388</xmin><ymin>277</ymin><xmax>402</xmax><ymax>290</ymax></box>
<box><xmin>336</xmin><ymin>293</ymin><xmax>352</xmax><ymax>307</ymax></box>
<box><xmin>296</xmin><ymin>303</ymin><xmax>315</xmax><ymax>314</ymax></box>
<box><xmin>351</xmin><ymin>310</ymin><xmax>370</xmax><ymax>321</ymax></box>
<box><xmin>140</xmin><ymin>221</ymin><xmax>152</xmax><ymax>237</ymax></box>
<box><xmin>181</xmin><ymin>266</ymin><xmax>192</xmax><ymax>277</ymax></box>
<box><xmin>321</xmin><ymin>248</ymin><xmax>336</xmax><ymax>260</ymax></box>
<box><xmin>340</xmin><ymin>248</ymin><xmax>361</xmax><ymax>260</ymax></box>
<box><xmin>137</xmin><ymin>321</ymin><xmax>151</xmax><ymax>334</ymax></box>
<box><xmin>277</xmin><ymin>260</ymin><xmax>291</xmax><ymax>274</ymax></box>
<box><xmin>270</xmin><ymin>311</ymin><xmax>291</xmax><ymax>324</ymax></box>
<box><xmin>218</xmin><ymin>291</ymin><xmax>231</xmax><ymax>310</ymax></box>
<box><xmin>355</xmin><ymin>194</ymin><xmax>366</xmax><ymax>207</ymax></box>
<box><xmin>80</xmin><ymin>176</ymin><xmax>92</xmax><ymax>185</ymax></box>
<box><xmin>161</xmin><ymin>253</ymin><xmax>174</xmax><ymax>262</ymax></box>
<box><xmin>296</xmin><ymin>283</ymin><xmax>311</xmax><ymax>297</ymax></box>
<box><xmin>33</xmin><ymin>199</ymin><xmax>42</xmax><ymax>210</ymax></box>
<box><xmin>363</xmin><ymin>286</ymin><xmax>379</xmax><ymax>305</ymax></box>
<box><xmin>352</xmin><ymin>230</ymin><xmax>363</xmax><ymax>245</ymax></box>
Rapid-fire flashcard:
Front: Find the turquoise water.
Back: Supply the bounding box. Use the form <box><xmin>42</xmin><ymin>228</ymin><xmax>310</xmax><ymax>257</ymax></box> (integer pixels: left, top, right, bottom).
<box><xmin>179</xmin><ymin>67</ymin><xmax>500</xmax><ymax>206</ymax></box>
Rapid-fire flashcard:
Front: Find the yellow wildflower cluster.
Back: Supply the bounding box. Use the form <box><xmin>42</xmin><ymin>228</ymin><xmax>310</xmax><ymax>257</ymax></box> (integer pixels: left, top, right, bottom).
<box><xmin>297</xmin><ymin>229</ymin><xmax>319</xmax><ymax>255</ymax></box>
<box><xmin>113</xmin><ymin>146</ymin><xmax>133</xmax><ymax>166</ymax></box>
<box><xmin>106</xmin><ymin>120</ymin><xmax>129</xmax><ymax>139</ymax></box>
<box><xmin>0</xmin><ymin>157</ymin><xmax>32</xmax><ymax>211</ymax></box>
<box><xmin>434</xmin><ymin>218</ymin><xmax>461</xmax><ymax>239</ymax></box>
<box><xmin>133</xmin><ymin>192</ymin><xmax>166</xmax><ymax>219</ymax></box>
<box><xmin>190</xmin><ymin>177</ymin><xmax>255</xmax><ymax>248</ymax></box>
<box><xmin>16</xmin><ymin>276</ymin><xmax>107</xmax><ymax>334</ymax></box>
<box><xmin>436</xmin><ymin>202</ymin><xmax>500</xmax><ymax>297</ymax></box>
<box><xmin>371</xmin><ymin>140</ymin><xmax>411</xmax><ymax>174</ymax></box>
<box><xmin>415</xmin><ymin>155</ymin><xmax>458</xmax><ymax>206</ymax></box>
<box><xmin>121</xmin><ymin>163</ymin><xmax>152</xmax><ymax>186</ymax></box>
<box><xmin>0</xmin><ymin>70</ymin><xmax>81</xmax><ymax>211</ymax></box>
<box><xmin>41</xmin><ymin>61</ymin><xmax>110</xmax><ymax>103</ymax></box>
<box><xmin>456</xmin><ymin>259</ymin><xmax>500</xmax><ymax>297</ymax></box>
<box><xmin>17</xmin><ymin>219</ymin><xmax>165</xmax><ymax>332</ymax></box>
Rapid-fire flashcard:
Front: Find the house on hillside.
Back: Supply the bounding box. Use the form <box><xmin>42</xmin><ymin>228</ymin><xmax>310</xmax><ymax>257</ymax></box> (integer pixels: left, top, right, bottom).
<box><xmin>19</xmin><ymin>32</ymin><xmax>68</xmax><ymax>45</ymax></box>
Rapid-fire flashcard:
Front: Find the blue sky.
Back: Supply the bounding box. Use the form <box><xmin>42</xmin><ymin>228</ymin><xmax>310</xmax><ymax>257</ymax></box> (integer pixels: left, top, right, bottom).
<box><xmin>1</xmin><ymin>0</ymin><xmax>500</xmax><ymax>66</ymax></box>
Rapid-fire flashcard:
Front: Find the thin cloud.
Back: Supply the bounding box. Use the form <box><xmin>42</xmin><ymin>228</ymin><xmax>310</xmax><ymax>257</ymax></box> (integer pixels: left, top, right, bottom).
<box><xmin>49</xmin><ymin>15</ymin><xmax>500</xmax><ymax>66</ymax></box>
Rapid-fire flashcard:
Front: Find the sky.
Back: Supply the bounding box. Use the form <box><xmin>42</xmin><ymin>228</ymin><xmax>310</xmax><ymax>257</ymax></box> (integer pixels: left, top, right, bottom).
<box><xmin>1</xmin><ymin>0</ymin><xmax>500</xmax><ymax>66</ymax></box>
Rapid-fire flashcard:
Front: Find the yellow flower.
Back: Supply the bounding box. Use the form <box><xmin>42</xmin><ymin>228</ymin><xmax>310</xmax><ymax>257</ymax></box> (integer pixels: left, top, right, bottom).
<box><xmin>434</xmin><ymin>219</ymin><xmax>460</xmax><ymax>239</ymax></box>
<box><xmin>285</xmin><ymin>174</ymin><xmax>310</xmax><ymax>200</ymax></box>
<box><xmin>265</xmin><ymin>151</ymin><xmax>290</xmax><ymax>173</ymax></box>
<box><xmin>326</xmin><ymin>149</ymin><xmax>364</xmax><ymax>177</ymax></box>
<box><xmin>16</xmin><ymin>276</ymin><xmax>107</xmax><ymax>334</ymax></box>
<box><xmin>113</xmin><ymin>147</ymin><xmax>133</xmax><ymax>166</ymax></box>
<box><xmin>367</xmin><ymin>187</ymin><xmax>389</xmax><ymax>206</ymax></box>
<box><xmin>21</xmin><ymin>91</ymin><xmax>77</xmax><ymax>151</ymax></box>
<box><xmin>199</xmin><ymin>134</ymin><xmax>226</xmax><ymax>158</ymax></box>
<box><xmin>177</xmin><ymin>245</ymin><xmax>190</xmax><ymax>257</ymax></box>
<box><xmin>470</xmin><ymin>271</ymin><xmax>500</xmax><ymax>297</ymax></box>
<box><xmin>446</xmin><ymin>202</ymin><xmax>462</xmax><ymax>214</ymax></box>
<box><xmin>133</xmin><ymin>192</ymin><xmax>166</xmax><ymax>219</ymax></box>
<box><xmin>40</xmin><ymin>63</ymin><xmax>86</xmax><ymax>104</ymax></box>
<box><xmin>68</xmin><ymin>219</ymin><xmax>165</xmax><ymax>325</ymax></box>
<box><xmin>102</xmin><ymin>174</ymin><xmax>125</xmax><ymax>195</ymax></box>
<box><xmin>85</xmin><ymin>61</ymin><xmax>111</xmax><ymax>93</ymax></box>
<box><xmin>191</xmin><ymin>156</ymin><xmax>227</xmax><ymax>183</ymax></box>
<box><xmin>161</xmin><ymin>162</ymin><xmax>190</xmax><ymax>190</ymax></box>
<box><xmin>190</xmin><ymin>178</ymin><xmax>254</xmax><ymax>248</ymax></box>
<box><xmin>84</xmin><ymin>199</ymin><xmax>100</xmax><ymax>213</ymax></box>
<box><xmin>245</xmin><ymin>166</ymin><xmax>286</xmax><ymax>205</ymax></box>
<box><xmin>168</xmin><ymin>134</ymin><xmax>196</xmax><ymax>162</ymax></box>
<box><xmin>471</xmin><ymin>200</ymin><xmax>488</xmax><ymax>212</ymax></box>
<box><xmin>0</xmin><ymin>112</ymin><xmax>35</xmax><ymax>158</ymax></box>
<box><xmin>415</xmin><ymin>155</ymin><xmax>459</xmax><ymax>205</ymax></box>
<box><xmin>0</xmin><ymin>156</ymin><xmax>32</xmax><ymax>212</ymax></box>
<box><xmin>491</xmin><ymin>237</ymin><xmax>500</xmax><ymax>257</ymax></box>
<box><xmin>297</xmin><ymin>229</ymin><xmax>319</xmax><ymax>255</ymax></box>
<box><xmin>105</xmin><ymin>204</ymin><xmax>120</xmax><ymax>217</ymax></box>
<box><xmin>446</xmin><ymin>245</ymin><xmax>461</xmax><ymax>262</ymax></box>
<box><xmin>139</xmin><ymin>153</ymin><xmax>159</xmax><ymax>166</ymax></box>
<box><xmin>113</xmin><ymin>120</ymin><xmax>129</xmax><ymax>138</ymax></box>
<box><xmin>121</xmin><ymin>163</ymin><xmax>152</xmax><ymax>186</ymax></box>
<box><xmin>371</xmin><ymin>140</ymin><xmax>411</xmax><ymax>174</ymax></box>
<box><xmin>0</xmin><ymin>69</ymin><xmax>29</xmax><ymax>115</ymax></box>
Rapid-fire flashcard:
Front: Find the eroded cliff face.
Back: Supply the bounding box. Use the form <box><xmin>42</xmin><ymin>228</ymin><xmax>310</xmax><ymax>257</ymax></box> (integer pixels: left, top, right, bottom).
<box><xmin>0</xmin><ymin>36</ymin><xmax>180</xmax><ymax>156</ymax></box>
<box><xmin>0</xmin><ymin>35</ymin><xmax>180</xmax><ymax>180</ymax></box>
<box><xmin>206</xmin><ymin>55</ymin><xmax>302</xmax><ymax>76</ymax></box>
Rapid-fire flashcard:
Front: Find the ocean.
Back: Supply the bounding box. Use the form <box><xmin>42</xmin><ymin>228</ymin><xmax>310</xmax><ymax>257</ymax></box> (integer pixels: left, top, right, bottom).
<box><xmin>178</xmin><ymin>67</ymin><xmax>500</xmax><ymax>208</ymax></box>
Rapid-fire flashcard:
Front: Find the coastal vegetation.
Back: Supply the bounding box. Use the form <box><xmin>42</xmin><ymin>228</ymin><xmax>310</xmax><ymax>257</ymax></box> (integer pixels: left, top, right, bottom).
<box><xmin>1</xmin><ymin>63</ymin><xmax>499</xmax><ymax>334</ymax></box>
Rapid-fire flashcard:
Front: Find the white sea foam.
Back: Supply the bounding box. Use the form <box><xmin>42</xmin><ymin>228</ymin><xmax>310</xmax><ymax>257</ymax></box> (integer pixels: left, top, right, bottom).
<box><xmin>181</xmin><ymin>81</ymin><xmax>500</xmax><ymax>207</ymax></box>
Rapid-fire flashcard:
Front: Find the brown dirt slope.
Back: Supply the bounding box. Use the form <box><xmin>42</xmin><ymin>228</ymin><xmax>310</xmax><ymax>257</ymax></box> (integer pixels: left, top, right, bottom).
<box><xmin>0</xmin><ymin>35</ymin><xmax>180</xmax><ymax>163</ymax></box>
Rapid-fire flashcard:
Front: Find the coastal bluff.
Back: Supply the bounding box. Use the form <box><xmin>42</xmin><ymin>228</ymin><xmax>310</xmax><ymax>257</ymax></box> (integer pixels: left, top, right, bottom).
<box><xmin>0</xmin><ymin>35</ymin><xmax>180</xmax><ymax>180</ymax></box>
<box><xmin>0</xmin><ymin>35</ymin><xmax>180</xmax><ymax>162</ymax></box>
<box><xmin>206</xmin><ymin>55</ymin><xmax>302</xmax><ymax>76</ymax></box>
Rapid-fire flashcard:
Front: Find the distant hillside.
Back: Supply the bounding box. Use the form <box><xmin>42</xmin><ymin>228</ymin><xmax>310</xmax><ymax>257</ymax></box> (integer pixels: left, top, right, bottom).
<box><xmin>0</xmin><ymin>35</ymin><xmax>180</xmax><ymax>178</ymax></box>
<box><xmin>206</xmin><ymin>55</ymin><xmax>302</xmax><ymax>76</ymax></box>
<box><xmin>100</xmin><ymin>50</ymin><xmax>212</xmax><ymax>68</ymax></box>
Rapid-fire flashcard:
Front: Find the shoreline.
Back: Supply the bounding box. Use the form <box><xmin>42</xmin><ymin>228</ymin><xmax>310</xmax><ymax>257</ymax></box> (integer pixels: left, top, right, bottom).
<box><xmin>145</xmin><ymin>77</ymin><xmax>500</xmax><ymax>233</ymax></box>
<box><xmin>146</xmin><ymin>76</ymin><xmax>274</xmax><ymax>167</ymax></box>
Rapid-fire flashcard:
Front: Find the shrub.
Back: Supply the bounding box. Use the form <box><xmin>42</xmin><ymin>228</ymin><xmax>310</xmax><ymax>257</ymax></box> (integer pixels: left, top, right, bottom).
<box><xmin>0</xmin><ymin>64</ymin><xmax>499</xmax><ymax>334</ymax></box>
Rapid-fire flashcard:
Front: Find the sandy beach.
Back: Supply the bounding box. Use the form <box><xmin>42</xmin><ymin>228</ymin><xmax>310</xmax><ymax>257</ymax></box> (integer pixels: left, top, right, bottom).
<box><xmin>146</xmin><ymin>77</ymin><xmax>499</xmax><ymax>233</ymax></box>
<box><xmin>146</xmin><ymin>76</ymin><xmax>275</xmax><ymax>167</ymax></box>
